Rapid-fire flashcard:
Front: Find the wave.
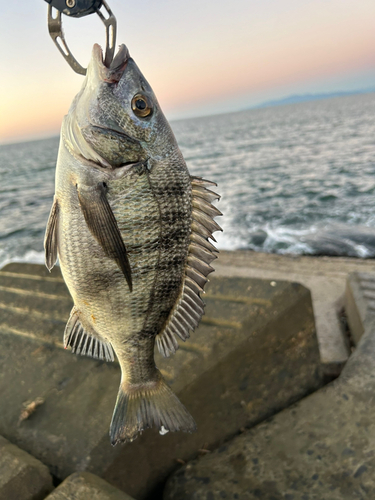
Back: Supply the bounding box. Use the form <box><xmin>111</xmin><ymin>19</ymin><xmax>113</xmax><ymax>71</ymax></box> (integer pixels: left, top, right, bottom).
<box><xmin>1</xmin><ymin>221</ymin><xmax>374</xmax><ymax>271</ymax></box>
<box><xmin>216</xmin><ymin>222</ymin><xmax>375</xmax><ymax>258</ymax></box>
<box><xmin>0</xmin><ymin>249</ymin><xmax>47</xmax><ymax>271</ymax></box>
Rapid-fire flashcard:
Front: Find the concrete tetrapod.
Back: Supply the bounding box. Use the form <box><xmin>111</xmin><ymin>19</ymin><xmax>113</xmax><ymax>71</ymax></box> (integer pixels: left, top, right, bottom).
<box><xmin>164</xmin><ymin>316</ymin><xmax>375</xmax><ymax>500</ymax></box>
<box><xmin>0</xmin><ymin>436</ymin><xmax>53</xmax><ymax>500</ymax></box>
<box><xmin>45</xmin><ymin>472</ymin><xmax>135</xmax><ymax>499</ymax></box>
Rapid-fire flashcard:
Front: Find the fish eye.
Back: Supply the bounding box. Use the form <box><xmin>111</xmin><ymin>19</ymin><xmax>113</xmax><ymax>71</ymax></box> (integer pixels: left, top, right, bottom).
<box><xmin>131</xmin><ymin>94</ymin><xmax>153</xmax><ymax>118</ymax></box>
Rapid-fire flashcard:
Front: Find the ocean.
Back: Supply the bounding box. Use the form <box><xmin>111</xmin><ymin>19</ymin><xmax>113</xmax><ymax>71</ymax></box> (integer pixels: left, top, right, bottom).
<box><xmin>1</xmin><ymin>92</ymin><xmax>375</xmax><ymax>268</ymax></box>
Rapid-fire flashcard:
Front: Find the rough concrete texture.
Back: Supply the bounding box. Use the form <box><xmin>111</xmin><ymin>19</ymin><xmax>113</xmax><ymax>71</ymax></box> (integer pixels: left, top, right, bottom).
<box><xmin>164</xmin><ymin>316</ymin><xmax>375</xmax><ymax>500</ymax></box>
<box><xmin>345</xmin><ymin>272</ymin><xmax>375</xmax><ymax>345</ymax></box>
<box><xmin>0</xmin><ymin>263</ymin><xmax>71</xmax><ymax>345</ymax></box>
<box><xmin>214</xmin><ymin>251</ymin><xmax>375</xmax><ymax>375</ymax></box>
<box><xmin>0</xmin><ymin>262</ymin><xmax>322</xmax><ymax>499</ymax></box>
<box><xmin>0</xmin><ymin>435</ymin><xmax>53</xmax><ymax>500</ymax></box>
<box><xmin>45</xmin><ymin>472</ymin><xmax>134</xmax><ymax>499</ymax></box>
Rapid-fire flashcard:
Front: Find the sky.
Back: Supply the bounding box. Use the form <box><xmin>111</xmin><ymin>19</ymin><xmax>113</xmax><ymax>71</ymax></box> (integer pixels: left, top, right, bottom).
<box><xmin>0</xmin><ymin>0</ymin><xmax>375</xmax><ymax>144</ymax></box>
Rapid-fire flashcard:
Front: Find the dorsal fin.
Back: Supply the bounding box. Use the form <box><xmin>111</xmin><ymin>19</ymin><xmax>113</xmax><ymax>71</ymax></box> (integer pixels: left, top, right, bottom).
<box><xmin>156</xmin><ymin>176</ymin><xmax>222</xmax><ymax>358</ymax></box>
<box><xmin>64</xmin><ymin>307</ymin><xmax>115</xmax><ymax>362</ymax></box>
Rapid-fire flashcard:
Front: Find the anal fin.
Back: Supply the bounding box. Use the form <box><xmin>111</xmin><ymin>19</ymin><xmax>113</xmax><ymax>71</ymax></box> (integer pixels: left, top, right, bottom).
<box><xmin>64</xmin><ymin>307</ymin><xmax>115</xmax><ymax>362</ymax></box>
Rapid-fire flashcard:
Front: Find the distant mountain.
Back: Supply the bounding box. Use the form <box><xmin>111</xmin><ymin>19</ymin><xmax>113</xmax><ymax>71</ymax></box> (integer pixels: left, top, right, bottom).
<box><xmin>252</xmin><ymin>88</ymin><xmax>375</xmax><ymax>109</ymax></box>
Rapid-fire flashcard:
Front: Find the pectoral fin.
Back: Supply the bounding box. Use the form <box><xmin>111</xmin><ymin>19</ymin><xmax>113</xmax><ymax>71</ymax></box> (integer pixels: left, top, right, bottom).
<box><xmin>77</xmin><ymin>182</ymin><xmax>132</xmax><ymax>292</ymax></box>
<box><xmin>44</xmin><ymin>197</ymin><xmax>59</xmax><ymax>271</ymax></box>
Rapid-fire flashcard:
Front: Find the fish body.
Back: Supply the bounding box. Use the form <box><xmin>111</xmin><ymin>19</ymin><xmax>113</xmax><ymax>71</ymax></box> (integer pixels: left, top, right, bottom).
<box><xmin>45</xmin><ymin>44</ymin><xmax>221</xmax><ymax>444</ymax></box>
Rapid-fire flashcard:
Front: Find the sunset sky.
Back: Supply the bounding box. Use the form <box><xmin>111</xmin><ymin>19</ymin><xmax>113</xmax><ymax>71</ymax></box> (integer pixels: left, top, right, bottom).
<box><xmin>1</xmin><ymin>0</ymin><xmax>375</xmax><ymax>144</ymax></box>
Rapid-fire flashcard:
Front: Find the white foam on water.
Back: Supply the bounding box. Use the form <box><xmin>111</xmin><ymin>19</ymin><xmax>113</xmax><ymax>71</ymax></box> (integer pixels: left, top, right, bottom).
<box><xmin>214</xmin><ymin>220</ymin><xmax>375</xmax><ymax>258</ymax></box>
<box><xmin>262</xmin><ymin>225</ymin><xmax>316</xmax><ymax>255</ymax></box>
<box><xmin>353</xmin><ymin>244</ymin><xmax>372</xmax><ymax>258</ymax></box>
<box><xmin>215</xmin><ymin>225</ymin><xmax>316</xmax><ymax>254</ymax></box>
<box><xmin>214</xmin><ymin>229</ymin><xmax>245</xmax><ymax>251</ymax></box>
<box><xmin>0</xmin><ymin>250</ymin><xmax>47</xmax><ymax>271</ymax></box>
<box><xmin>21</xmin><ymin>250</ymin><xmax>46</xmax><ymax>265</ymax></box>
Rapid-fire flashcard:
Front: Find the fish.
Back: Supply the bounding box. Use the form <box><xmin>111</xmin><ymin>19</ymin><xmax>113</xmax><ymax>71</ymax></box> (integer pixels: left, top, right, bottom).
<box><xmin>44</xmin><ymin>43</ymin><xmax>222</xmax><ymax>444</ymax></box>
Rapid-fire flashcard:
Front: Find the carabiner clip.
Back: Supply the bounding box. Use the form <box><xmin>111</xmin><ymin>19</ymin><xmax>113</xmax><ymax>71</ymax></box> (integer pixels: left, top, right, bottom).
<box><xmin>47</xmin><ymin>0</ymin><xmax>117</xmax><ymax>75</ymax></box>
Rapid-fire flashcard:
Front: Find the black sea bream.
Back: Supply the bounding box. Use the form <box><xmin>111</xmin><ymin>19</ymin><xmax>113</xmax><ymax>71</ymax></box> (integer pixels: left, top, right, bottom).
<box><xmin>44</xmin><ymin>44</ymin><xmax>222</xmax><ymax>444</ymax></box>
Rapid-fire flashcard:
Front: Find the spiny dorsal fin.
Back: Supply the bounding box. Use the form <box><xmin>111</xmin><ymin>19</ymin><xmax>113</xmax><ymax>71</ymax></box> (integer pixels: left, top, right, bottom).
<box><xmin>192</xmin><ymin>185</ymin><xmax>220</xmax><ymax>203</ymax></box>
<box><xmin>64</xmin><ymin>307</ymin><xmax>115</xmax><ymax>362</ymax></box>
<box><xmin>156</xmin><ymin>176</ymin><xmax>222</xmax><ymax>358</ymax></box>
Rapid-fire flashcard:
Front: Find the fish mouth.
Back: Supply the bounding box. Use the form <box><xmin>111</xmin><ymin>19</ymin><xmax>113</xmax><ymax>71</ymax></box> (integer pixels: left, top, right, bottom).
<box><xmin>93</xmin><ymin>43</ymin><xmax>130</xmax><ymax>83</ymax></box>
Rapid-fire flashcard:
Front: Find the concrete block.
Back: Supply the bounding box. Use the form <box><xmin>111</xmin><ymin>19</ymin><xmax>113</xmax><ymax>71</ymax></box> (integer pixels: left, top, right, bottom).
<box><xmin>0</xmin><ymin>263</ymin><xmax>323</xmax><ymax>499</ymax></box>
<box><xmin>0</xmin><ymin>331</ymin><xmax>121</xmax><ymax>479</ymax></box>
<box><xmin>164</xmin><ymin>317</ymin><xmax>375</xmax><ymax>500</ymax></box>
<box><xmin>214</xmin><ymin>250</ymin><xmax>375</xmax><ymax>377</ymax></box>
<box><xmin>0</xmin><ymin>263</ymin><xmax>70</xmax><ymax>345</ymax></box>
<box><xmin>345</xmin><ymin>272</ymin><xmax>375</xmax><ymax>345</ymax></box>
<box><xmin>0</xmin><ymin>435</ymin><xmax>53</xmax><ymax>500</ymax></box>
<box><xmin>45</xmin><ymin>472</ymin><xmax>134</xmax><ymax>499</ymax></box>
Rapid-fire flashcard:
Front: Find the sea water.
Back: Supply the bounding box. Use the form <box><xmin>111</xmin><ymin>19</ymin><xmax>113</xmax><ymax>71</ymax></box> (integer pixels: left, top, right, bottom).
<box><xmin>1</xmin><ymin>92</ymin><xmax>375</xmax><ymax>268</ymax></box>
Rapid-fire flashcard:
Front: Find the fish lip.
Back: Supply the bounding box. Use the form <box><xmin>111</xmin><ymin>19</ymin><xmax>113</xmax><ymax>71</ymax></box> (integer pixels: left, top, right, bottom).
<box><xmin>93</xmin><ymin>44</ymin><xmax>130</xmax><ymax>83</ymax></box>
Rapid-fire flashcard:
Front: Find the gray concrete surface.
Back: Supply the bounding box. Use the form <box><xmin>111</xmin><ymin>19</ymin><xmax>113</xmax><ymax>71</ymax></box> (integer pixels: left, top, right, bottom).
<box><xmin>213</xmin><ymin>251</ymin><xmax>375</xmax><ymax>375</ymax></box>
<box><xmin>164</xmin><ymin>313</ymin><xmax>375</xmax><ymax>500</ymax></box>
<box><xmin>345</xmin><ymin>272</ymin><xmax>375</xmax><ymax>345</ymax></box>
<box><xmin>0</xmin><ymin>262</ymin><xmax>323</xmax><ymax>499</ymax></box>
<box><xmin>46</xmin><ymin>472</ymin><xmax>134</xmax><ymax>500</ymax></box>
<box><xmin>0</xmin><ymin>435</ymin><xmax>53</xmax><ymax>500</ymax></box>
<box><xmin>0</xmin><ymin>263</ymin><xmax>70</xmax><ymax>346</ymax></box>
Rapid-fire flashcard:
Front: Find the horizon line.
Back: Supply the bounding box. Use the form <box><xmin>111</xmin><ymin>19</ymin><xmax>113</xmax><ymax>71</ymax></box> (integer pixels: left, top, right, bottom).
<box><xmin>1</xmin><ymin>86</ymin><xmax>375</xmax><ymax>147</ymax></box>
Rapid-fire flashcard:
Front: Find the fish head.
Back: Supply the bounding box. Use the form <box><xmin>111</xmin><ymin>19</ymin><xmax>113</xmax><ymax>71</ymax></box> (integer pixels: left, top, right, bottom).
<box><xmin>64</xmin><ymin>44</ymin><xmax>178</xmax><ymax>169</ymax></box>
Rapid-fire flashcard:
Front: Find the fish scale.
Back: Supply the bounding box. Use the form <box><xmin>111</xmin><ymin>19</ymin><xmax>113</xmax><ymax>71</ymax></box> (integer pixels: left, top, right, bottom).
<box><xmin>109</xmin><ymin>165</ymin><xmax>161</xmax><ymax>336</ymax></box>
<box><xmin>44</xmin><ymin>43</ymin><xmax>221</xmax><ymax>444</ymax></box>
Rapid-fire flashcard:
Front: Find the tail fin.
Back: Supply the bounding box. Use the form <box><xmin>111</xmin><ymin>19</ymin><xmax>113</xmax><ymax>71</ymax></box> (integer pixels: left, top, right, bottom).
<box><xmin>110</xmin><ymin>370</ymin><xmax>196</xmax><ymax>445</ymax></box>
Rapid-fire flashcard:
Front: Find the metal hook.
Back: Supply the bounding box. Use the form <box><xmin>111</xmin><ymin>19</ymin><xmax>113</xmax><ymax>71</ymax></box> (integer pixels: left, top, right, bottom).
<box><xmin>47</xmin><ymin>0</ymin><xmax>117</xmax><ymax>75</ymax></box>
